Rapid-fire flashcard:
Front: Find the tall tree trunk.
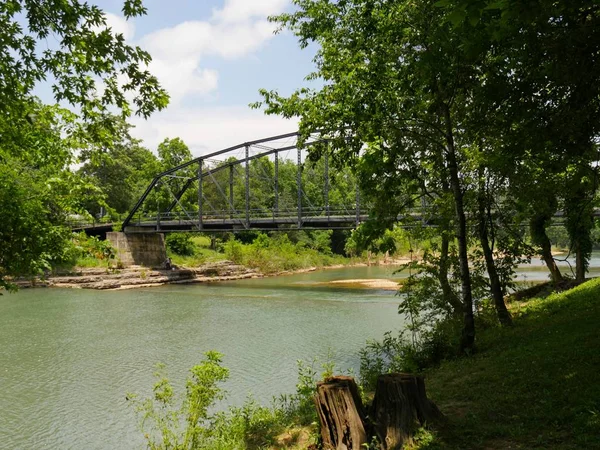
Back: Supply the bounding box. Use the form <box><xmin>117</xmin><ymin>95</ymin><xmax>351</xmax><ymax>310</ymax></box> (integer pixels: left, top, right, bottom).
<box><xmin>438</xmin><ymin>177</ymin><xmax>462</xmax><ymax>315</ymax></box>
<box><xmin>477</xmin><ymin>173</ymin><xmax>512</xmax><ymax>326</ymax></box>
<box><xmin>575</xmin><ymin>248</ymin><xmax>586</xmax><ymax>282</ymax></box>
<box><xmin>530</xmin><ymin>214</ymin><xmax>563</xmax><ymax>286</ymax></box>
<box><xmin>439</xmin><ymin>232</ymin><xmax>462</xmax><ymax>314</ymax></box>
<box><xmin>442</xmin><ymin>104</ymin><xmax>475</xmax><ymax>353</ymax></box>
<box><xmin>565</xmin><ymin>167</ymin><xmax>596</xmax><ymax>283</ymax></box>
<box><xmin>565</xmin><ymin>202</ymin><xmax>593</xmax><ymax>283</ymax></box>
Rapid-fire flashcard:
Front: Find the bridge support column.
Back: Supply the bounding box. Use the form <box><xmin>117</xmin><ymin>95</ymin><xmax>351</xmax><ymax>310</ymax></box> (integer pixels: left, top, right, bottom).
<box><xmin>297</xmin><ymin>146</ymin><xmax>302</xmax><ymax>228</ymax></box>
<box><xmin>324</xmin><ymin>150</ymin><xmax>330</xmax><ymax>220</ymax></box>
<box><xmin>229</xmin><ymin>165</ymin><xmax>234</xmax><ymax>219</ymax></box>
<box><xmin>356</xmin><ymin>183</ymin><xmax>360</xmax><ymax>227</ymax></box>
<box><xmin>198</xmin><ymin>160</ymin><xmax>203</xmax><ymax>230</ymax></box>
<box><xmin>274</xmin><ymin>151</ymin><xmax>279</xmax><ymax>218</ymax></box>
<box><xmin>107</xmin><ymin>232</ymin><xmax>167</xmax><ymax>268</ymax></box>
<box><xmin>245</xmin><ymin>145</ymin><xmax>250</xmax><ymax>228</ymax></box>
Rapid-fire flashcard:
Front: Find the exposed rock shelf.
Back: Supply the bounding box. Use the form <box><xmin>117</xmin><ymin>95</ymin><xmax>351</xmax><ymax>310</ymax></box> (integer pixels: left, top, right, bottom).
<box><xmin>15</xmin><ymin>261</ymin><xmax>261</xmax><ymax>290</ymax></box>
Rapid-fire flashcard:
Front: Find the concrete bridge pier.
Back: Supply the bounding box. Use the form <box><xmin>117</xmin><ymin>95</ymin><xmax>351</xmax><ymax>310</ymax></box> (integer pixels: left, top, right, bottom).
<box><xmin>106</xmin><ymin>231</ymin><xmax>167</xmax><ymax>268</ymax></box>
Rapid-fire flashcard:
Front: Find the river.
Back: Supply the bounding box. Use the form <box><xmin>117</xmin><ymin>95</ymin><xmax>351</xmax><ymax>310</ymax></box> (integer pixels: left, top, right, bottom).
<box><xmin>1</xmin><ymin>255</ymin><xmax>599</xmax><ymax>449</ymax></box>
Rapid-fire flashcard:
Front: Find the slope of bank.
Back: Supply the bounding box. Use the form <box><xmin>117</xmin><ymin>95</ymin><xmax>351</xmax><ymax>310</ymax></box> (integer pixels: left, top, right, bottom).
<box><xmin>424</xmin><ymin>278</ymin><xmax>600</xmax><ymax>449</ymax></box>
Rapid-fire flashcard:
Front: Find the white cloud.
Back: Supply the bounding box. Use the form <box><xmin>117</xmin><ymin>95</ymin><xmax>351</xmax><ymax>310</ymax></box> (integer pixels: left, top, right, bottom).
<box><xmin>212</xmin><ymin>0</ymin><xmax>289</xmax><ymax>24</ymax></box>
<box><xmin>99</xmin><ymin>12</ymin><xmax>136</xmax><ymax>40</ymax></box>
<box><xmin>126</xmin><ymin>1</ymin><xmax>295</xmax><ymax>157</ymax></box>
<box><xmin>138</xmin><ymin>1</ymin><xmax>287</xmax><ymax>105</ymax></box>
<box><xmin>131</xmin><ymin>106</ymin><xmax>298</xmax><ymax>157</ymax></box>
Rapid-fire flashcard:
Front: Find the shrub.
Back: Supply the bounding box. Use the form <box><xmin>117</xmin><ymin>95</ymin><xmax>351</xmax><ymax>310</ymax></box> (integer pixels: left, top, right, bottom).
<box><xmin>166</xmin><ymin>233</ymin><xmax>195</xmax><ymax>256</ymax></box>
<box><xmin>131</xmin><ymin>352</ymin><xmax>323</xmax><ymax>449</ymax></box>
<box><xmin>129</xmin><ymin>351</ymin><xmax>229</xmax><ymax>449</ymax></box>
<box><xmin>359</xmin><ymin>318</ymin><xmax>462</xmax><ymax>393</ymax></box>
<box><xmin>224</xmin><ymin>239</ymin><xmax>244</xmax><ymax>263</ymax></box>
<box><xmin>61</xmin><ymin>232</ymin><xmax>116</xmax><ymax>268</ymax></box>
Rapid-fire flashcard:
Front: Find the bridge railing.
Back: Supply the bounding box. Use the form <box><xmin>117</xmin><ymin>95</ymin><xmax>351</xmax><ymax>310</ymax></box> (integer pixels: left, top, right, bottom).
<box><xmin>67</xmin><ymin>213</ymin><xmax>128</xmax><ymax>230</ymax></box>
<box><xmin>124</xmin><ymin>206</ymin><xmax>372</xmax><ymax>228</ymax></box>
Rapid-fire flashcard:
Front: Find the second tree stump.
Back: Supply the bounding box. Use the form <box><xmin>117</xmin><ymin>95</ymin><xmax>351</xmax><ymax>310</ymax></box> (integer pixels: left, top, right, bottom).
<box><xmin>371</xmin><ymin>373</ymin><xmax>445</xmax><ymax>449</ymax></box>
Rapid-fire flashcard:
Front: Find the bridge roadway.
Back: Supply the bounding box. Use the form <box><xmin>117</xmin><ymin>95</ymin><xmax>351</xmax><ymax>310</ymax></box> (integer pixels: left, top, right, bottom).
<box><xmin>125</xmin><ymin>214</ymin><xmax>371</xmax><ymax>233</ymax></box>
<box><xmin>69</xmin><ymin>213</ymin><xmax>375</xmax><ymax>237</ymax></box>
<box><xmin>71</xmin><ymin>208</ymin><xmax>600</xmax><ymax>237</ymax></box>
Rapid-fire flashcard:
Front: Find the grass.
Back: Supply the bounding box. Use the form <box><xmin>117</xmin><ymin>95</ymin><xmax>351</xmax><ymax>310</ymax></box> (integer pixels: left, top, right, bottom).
<box><xmin>419</xmin><ymin>278</ymin><xmax>600</xmax><ymax>449</ymax></box>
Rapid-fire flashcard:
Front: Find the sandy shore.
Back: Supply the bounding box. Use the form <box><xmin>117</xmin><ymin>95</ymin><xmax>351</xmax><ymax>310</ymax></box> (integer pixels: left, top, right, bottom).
<box><xmin>326</xmin><ymin>278</ymin><xmax>400</xmax><ymax>290</ymax></box>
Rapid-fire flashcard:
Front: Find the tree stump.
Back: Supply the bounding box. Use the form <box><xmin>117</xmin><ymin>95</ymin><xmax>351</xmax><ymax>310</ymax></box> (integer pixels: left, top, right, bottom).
<box><xmin>314</xmin><ymin>376</ymin><xmax>368</xmax><ymax>450</ymax></box>
<box><xmin>371</xmin><ymin>373</ymin><xmax>444</xmax><ymax>450</ymax></box>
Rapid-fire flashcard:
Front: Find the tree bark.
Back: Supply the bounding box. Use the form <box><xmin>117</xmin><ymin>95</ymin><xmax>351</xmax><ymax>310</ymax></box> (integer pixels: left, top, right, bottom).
<box><xmin>371</xmin><ymin>374</ymin><xmax>445</xmax><ymax>450</ymax></box>
<box><xmin>314</xmin><ymin>376</ymin><xmax>368</xmax><ymax>450</ymax></box>
<box><xmin>564</xmin><ymin>170</ymin><xmax>596</xmax><ymax>283</ymax></box>
<box><xmin>477</xmin><ymin>173</ymin><xmax>512</xmax><ymax>326</ymax></box>
<box><xmin>576</xmin><ymin>247</ymin><xmax>586</xmax><ymax>282</ymax></box>
<box><xmin>530</xmin><ymin>214</ymin><xmax>563</xmax><ymax>287</ymax></box>
<box><xmin>439</xmin><ymin>230</ymin><xmax>462</xmax><ymax>315</ymax></box>
<box><xmin>442</xmin><ymin>104</ymin><xmax>475</xmax><ymax>353</ymax></box>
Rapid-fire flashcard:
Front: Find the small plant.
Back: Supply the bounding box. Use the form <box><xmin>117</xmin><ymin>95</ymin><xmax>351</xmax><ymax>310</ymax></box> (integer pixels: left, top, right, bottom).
<box><xmin>129</xmin><ymin>351</ymin><xmax>229</xmax><ymax>449</ymax></box>
<box><xmin>131</xmin><ymin>352</ymin><xmax>324</xmax><ymax>449</ymax></box>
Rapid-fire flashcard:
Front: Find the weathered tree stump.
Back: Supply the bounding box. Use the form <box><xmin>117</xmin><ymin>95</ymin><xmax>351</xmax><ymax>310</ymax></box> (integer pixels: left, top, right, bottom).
<box><xmin>314</xmin><ymin>375</ymin><xmax>368</xmax><ymax>450</ymax></box>
<box><xmin>371</xmin><ymin>373</ymin><xmax>444</xmax><ymax>450</ymax></box>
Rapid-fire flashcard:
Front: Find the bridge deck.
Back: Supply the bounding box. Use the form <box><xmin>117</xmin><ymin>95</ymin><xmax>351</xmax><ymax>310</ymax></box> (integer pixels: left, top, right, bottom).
<box><xmin>124</xmin><ymin>214</ymin><xmax>370</xmax><ymax>232</ymax></box>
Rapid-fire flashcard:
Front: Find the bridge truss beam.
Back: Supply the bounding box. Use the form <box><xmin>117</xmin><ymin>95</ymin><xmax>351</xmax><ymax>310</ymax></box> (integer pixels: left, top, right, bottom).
<box><xmin>122</xmin><ymin>132</ymin><xmax>370</xmax><ymax>233</ymax></box>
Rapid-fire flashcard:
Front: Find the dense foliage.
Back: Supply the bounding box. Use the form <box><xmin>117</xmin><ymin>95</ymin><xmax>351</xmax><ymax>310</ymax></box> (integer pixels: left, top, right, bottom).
<box><xmin>256</xmin><ymin>0</ymin><xmax>600</xmax><ymax>351</ymax></box>
<box><xmin>0</xmin><ymin>0</ymin><xmax>167</xmax><ymax>290</ymax></box>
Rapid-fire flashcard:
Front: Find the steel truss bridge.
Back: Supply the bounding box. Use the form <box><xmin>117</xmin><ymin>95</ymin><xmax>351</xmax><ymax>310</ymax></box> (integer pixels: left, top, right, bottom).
<box><xmin>122</xmin><ymin>132</ymin><xmax>371</xmax><ymax>233</ymax></box>
<box><xmin>72</xmin><ymin>130</ymin><xmax>600</xmax><ymax>236</ymax></box>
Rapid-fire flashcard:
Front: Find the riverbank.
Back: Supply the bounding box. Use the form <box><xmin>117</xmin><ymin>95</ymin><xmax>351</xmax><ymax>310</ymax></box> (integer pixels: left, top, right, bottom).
<box><xmin>14</xmin><ymin>256</ymin><xmax>410</xmax><ymax>290</ymax></box>
<box><xmin>422</xmin><ymin>277</ymin><xmax>600</xmax><ymax>449</ymax></box>
<box><xmin>15</xmin><ymin>261</ymin><xmax>260</xmax><ymax>290</ymax></box>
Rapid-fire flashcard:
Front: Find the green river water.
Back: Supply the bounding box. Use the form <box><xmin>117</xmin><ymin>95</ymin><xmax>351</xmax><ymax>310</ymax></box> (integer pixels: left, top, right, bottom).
<box><xmin>1</xmin><ymin>256</ymin><xmax>599</xmax><ymax>449</ymax></box>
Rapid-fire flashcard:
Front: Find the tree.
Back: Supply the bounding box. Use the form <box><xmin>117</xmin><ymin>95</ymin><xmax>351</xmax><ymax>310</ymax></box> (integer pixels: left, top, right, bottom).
<box><xmin>256</xmin><ymin>0</ymin><xmax>483</xmax><ymax>352</ymax></box>
<box><xmin>0</xmin><ymin>103</ymin><xmax>98</xmax><ymax>290</ymax></box>
<box><xmin>257</xmin><ymin>0</ymin><xmax>600</xmax><ymax>348</ymax></box>
<box><xmin>446</xmin><ymin>0</ymin><xmax>600</xmax><ymax>282</ymax></box>
<box><xmin>153</xmin><ymin>137</ymin><xmax>195</xmax><ymax>215</ymax></box>
<box><xmin>0</xmin><ymin>0</ymin><xmax>168</xmax><ymax>121</ymax></box>
<box><xmin>79</xmin><ymin>117</ymin><xmax>160</xmax><ymax>217</ymax></box>
<box><xmin>0</xmin><ymin>0</ymin><xmax>168</xmax><ymax>290</ymax></box>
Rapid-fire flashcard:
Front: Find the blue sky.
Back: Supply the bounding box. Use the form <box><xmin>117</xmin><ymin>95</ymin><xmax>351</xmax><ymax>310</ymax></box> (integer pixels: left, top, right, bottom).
<box><xmin>95</xmin><ymin>0</ymin><xmax>317</xmax><ymax>156</ymax></box>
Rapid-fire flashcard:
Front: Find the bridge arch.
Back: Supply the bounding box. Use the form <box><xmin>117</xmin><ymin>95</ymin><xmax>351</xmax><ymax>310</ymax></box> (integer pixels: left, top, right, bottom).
<box><xmin>122</xmin><ymin>132</ymin><xmax>367</xmax><ymax>233</ymax></box>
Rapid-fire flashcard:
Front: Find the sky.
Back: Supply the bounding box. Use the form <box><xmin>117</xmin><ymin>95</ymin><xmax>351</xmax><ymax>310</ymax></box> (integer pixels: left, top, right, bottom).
<box><xmin>94</xmin><ymin>0</ymin><xmax>316</xmax><ymax>157</ymax></box>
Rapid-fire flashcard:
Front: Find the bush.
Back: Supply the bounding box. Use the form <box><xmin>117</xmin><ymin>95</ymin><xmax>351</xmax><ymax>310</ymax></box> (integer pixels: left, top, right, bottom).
<box><xmin>131</xmin><ymin>352</ymin><xmax>323</xmax><ymax>449</ymax></box>
<box><xmin>224</xmin><ymin>239</ymin><xmax>244</xmax><ymax>263</ymax></box>
<box><xmin>359</xmin><ymin>318</ymin><xmax>462</xmax><ymax>393</ymax></box>
<box><xmin>166</xmin><ymin>233</ymin><xmax>196</xmax><ymax>256</ymax></box>
<box><xmin>58</xmin><ymin>232</ymin><xmax>116</xmax><ymax>269</ymax></box>
<box><xmin>129</xmin><ymin>351</ymin><xmax>229</xmax><ymax>449</ymax></box>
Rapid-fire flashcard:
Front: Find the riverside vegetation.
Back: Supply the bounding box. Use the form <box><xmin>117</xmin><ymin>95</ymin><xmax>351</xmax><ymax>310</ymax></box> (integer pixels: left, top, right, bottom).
<box><xmin>130</xmin><ymin>278</ymin><xmax>600</xmax><ymax>449</ymax></box>
<box><xmin>1</xmin><ymin>1</ymin><xmax>600</xmax><ymax>449</ymax></box>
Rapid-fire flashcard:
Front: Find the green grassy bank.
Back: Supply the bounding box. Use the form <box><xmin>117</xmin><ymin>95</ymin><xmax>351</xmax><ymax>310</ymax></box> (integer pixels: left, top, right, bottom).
<box><xmin>167</xmin><ymin>233</ymin><xmax>358</xmax><ymax>274</ymax></box>
<box><xmin>422</xmin><ymin>278</ymin><xmax>600</xmax><ymax>449</ymax></box>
